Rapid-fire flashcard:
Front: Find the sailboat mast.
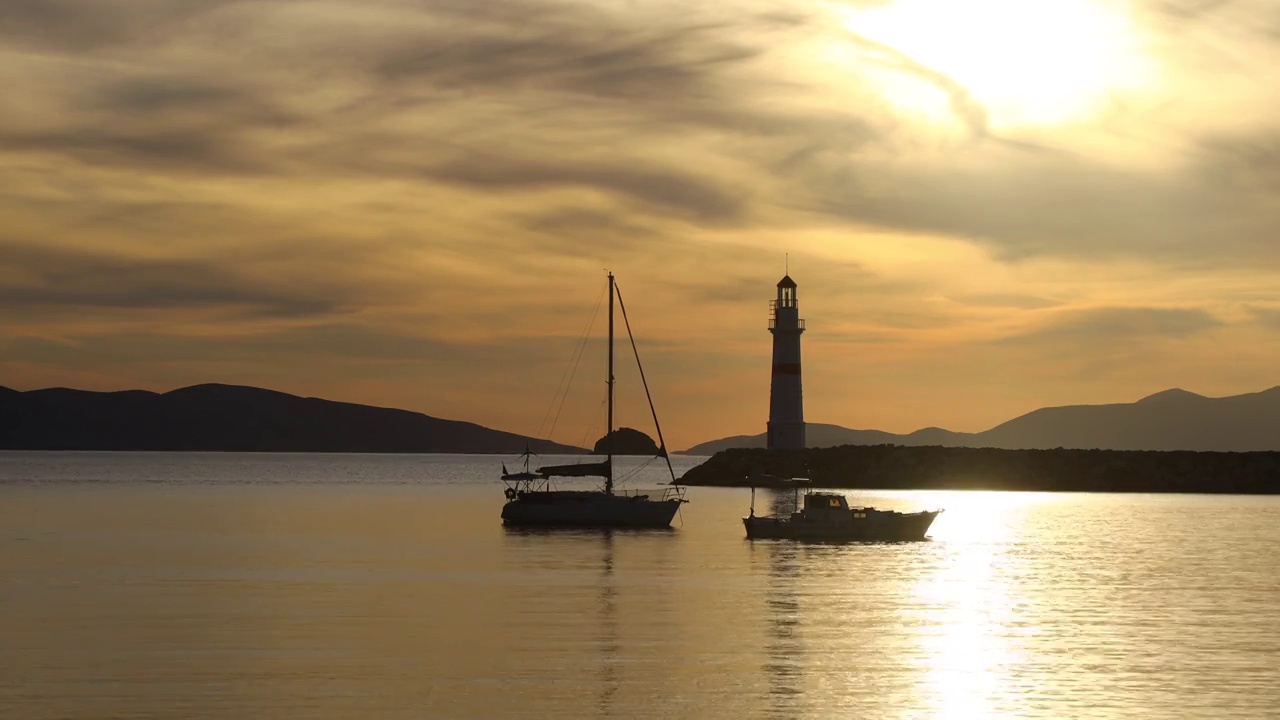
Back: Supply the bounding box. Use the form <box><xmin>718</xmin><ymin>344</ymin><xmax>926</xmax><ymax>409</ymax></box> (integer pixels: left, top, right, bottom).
<box><xmin>606</xmin><ymin>272</ymin><xmax>615</xmax><ymax>495</ymax></box>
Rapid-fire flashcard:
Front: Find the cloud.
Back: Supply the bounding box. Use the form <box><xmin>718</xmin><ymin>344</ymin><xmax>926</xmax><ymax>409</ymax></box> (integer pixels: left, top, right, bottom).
<box><xmin>0</xmin><ymin>240</ymin><xmax>378</xmax><ymax>319</ymax></box>
<box><xmin>0</xmin><ymin>0</ymin><xmax>240</xmax><ymax>51</ymax></box>
<box><xmin>424</xmin><ymin>157</ymin><xmax>747</xmax><ymax>223</ymax></box>
<box><xmin>373</xmin><ymin>15</ymin><xmax>760</xmax><ymax>102</ymax></box>
<box><xmin>3</xmin><ymin>127</ymin><xmax>269</xmax><ymax>173</ymax></box>
<box><xmin>0</xmin><ymin>325</ymin><xmax>497</xmax><ymax>366</ymax></box>
<box><xmin>515</xmin><ymin>207</ymin><xmax>671</xmax><ymax>261</ymax></box>
<box><xmin>1152</xmin><ymin>0</ymin><xmax>1236</xmax><ymax>21</ymax></box>
<box><xmin>804</xmin><ymin>144</ymin><xmax>1280</xmax><ymax>267</ymax></box>
<box><xmin>950</xmin><ymin>293</ymin><xmax>1060</xmax><ymax>310</ymax></box>
<box><xmin>86</xmin><ymin>75</ymin><xmax>294</xmax><ymax>125</ymax></box>
<box><xmin>999</xmin><ymin>306</ymin><xmax>1223</xmax><ymax>347</ymax></box>
<box><xmin>1197</xmin><ymin>129</ymin><xmax>1280</xmax><ymax>195</ymax></box>
<box><xmin>522</xmin><ymin>206</ymin><xmax>659</xmax><ymax>239</ymax></box>
<box><xmin>842</xmin><ymin>30</ymin><xmax>994</xmax><ymax>141</ymax></box>
<box><xmin>1247</xmin><ymin>305</ymin><xmax>1280</xmax><ymax>329</ymax></box>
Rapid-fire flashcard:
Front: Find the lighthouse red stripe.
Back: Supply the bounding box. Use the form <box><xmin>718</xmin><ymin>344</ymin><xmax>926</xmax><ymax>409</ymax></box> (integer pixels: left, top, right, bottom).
<box><xmin>772</xmin><ymin>363</ymin><xmax>802</xmax><ymax>375</ymax></box>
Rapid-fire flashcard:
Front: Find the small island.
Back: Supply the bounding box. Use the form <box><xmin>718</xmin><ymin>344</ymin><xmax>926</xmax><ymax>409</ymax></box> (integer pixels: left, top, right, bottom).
<box><xmin>594</xmin><ymin>427</ymin><xmax>660</xmax><ymax>456</ymax></box>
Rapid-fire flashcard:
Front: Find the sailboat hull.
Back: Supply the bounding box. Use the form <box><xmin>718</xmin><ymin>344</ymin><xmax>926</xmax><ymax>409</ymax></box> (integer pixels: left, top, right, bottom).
<box><xmin>502</xmin><ymin>491</ymin><xmax>681</xmax><ymax>528</ymax></box>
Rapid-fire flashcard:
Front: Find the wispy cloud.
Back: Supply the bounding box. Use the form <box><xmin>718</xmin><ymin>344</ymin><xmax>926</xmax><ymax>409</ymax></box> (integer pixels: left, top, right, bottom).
<box><xmin>423</xmin><ymin>157</ymin><xmax>748</xmax><ymax>223</ymax></box>
<box><xmin>999</xmin><ymin>306</ymin><xmax>1223</xmax><ymax>347</ymax></box>
<box><xmin>0</xmin><ymin>241</ymin><xmax>348</xmax><ymax>318</ymax></box>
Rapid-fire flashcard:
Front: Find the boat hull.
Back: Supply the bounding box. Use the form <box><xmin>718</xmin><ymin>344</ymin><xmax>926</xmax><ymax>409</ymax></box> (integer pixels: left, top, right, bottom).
<box><xmin>744</xmin><ymin>509</ymin><xmax>940</xmax><ymax>542</ymax></box>
<box><xmin>502</xmin><ymin>491</ymin><xmax>682</xmax><ymax>528</ymax></box>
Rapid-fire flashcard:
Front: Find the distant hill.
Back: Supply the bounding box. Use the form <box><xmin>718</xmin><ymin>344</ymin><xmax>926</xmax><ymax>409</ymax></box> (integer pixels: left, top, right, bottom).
<box><xmin>681</xmin><ymin>387</ymin><xmax>1280</xmax><ymax>453</ymax></box>
<box><xmin>682</xmin><ymin>422</ymin><xmax>976</xmax><ymax>455</ymax></box>
<box><xmin>0</xmin><ymin>383</ymin><xmax>584</xmax><ymax>454</ymax></box>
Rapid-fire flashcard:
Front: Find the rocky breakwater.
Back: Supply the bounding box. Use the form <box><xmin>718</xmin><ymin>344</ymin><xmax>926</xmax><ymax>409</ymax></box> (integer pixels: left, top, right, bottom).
<box><xmin>678</xmin><ymin>445</ymin><xmax>1280</xmax><ymax>494</ymax></box>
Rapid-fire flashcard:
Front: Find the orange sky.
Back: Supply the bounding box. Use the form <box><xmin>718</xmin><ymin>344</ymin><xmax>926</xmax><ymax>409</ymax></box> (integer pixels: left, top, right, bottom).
<box><xmin>4</xmin><ymin>0</ymin><xmax>1280</xmax><ymax>449</ymax></box>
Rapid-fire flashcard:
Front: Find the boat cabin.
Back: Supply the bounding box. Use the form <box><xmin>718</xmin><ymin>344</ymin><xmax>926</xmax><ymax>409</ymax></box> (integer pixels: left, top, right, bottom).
<box><xmin>804</xmin><ymin>492</ymin><xmax>848</xmax><ymax>512</ymax></box>
<box><xmin>793</xmin><ymin>492</ymin><xmax>876</xmax><ymax>523</ymax></box>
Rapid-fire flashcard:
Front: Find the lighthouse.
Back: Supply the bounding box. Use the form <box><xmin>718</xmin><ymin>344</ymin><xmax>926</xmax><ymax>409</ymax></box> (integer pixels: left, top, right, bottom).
<box><xmin>767</xmin><ymin>274</ymin><xmax>806</xmax><ymax>450</ymax></box>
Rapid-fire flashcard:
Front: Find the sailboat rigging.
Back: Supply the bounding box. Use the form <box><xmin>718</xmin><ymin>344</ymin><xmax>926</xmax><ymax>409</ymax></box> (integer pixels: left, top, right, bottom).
<box><xmin>500</xmin><ymin>272</ymin><xmax>687</xmax><ymax>528</ymax></box>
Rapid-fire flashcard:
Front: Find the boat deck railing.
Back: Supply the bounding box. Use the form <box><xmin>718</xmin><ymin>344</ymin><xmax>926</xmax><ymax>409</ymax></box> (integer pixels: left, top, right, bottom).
<box><xmin>615</xmin><ymin>486</ymin><xmax>687</xmax><ymax>503</ymax></box>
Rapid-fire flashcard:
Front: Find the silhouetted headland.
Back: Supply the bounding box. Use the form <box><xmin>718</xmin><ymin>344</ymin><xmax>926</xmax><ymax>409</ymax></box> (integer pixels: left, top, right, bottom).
<box><xmin>592</xmin><ymin>427</ymin><xmax>660</xmax><ymax>456</ymax></box>
<box><xmin>682</xmin><ymin>386</ymin><xmax>1280</xmax><ymax>454</ymax></box>
<box><xmin>680</xmin><ymin>445</ymin><xmax>1280</xmax><ymax>494</ymax></box>
<box><xmin>0</xmin><ymin>383</ymin><xmax>584</xmax><ymax>454</ymax></box>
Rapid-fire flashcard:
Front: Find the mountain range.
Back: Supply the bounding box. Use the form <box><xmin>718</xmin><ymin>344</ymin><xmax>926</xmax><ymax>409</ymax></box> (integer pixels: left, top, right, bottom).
<box><xmin>681</xmin><ymin>387</ymin><xmax>1280</xmax><ymax>454</ymax></box>
<box><xmin>0</xmin><ymin>383</ymin><xmax>583</xmax><ymax>454</ymax></box>
<box><xmin>7</xmin><ymin>382</ymin><xmax>1279</xmax><ymax>456</ymax></box>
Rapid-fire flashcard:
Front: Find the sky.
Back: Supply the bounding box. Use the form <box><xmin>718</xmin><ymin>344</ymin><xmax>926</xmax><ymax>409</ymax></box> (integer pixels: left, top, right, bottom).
<box><xmin>4</xmin><ymin>0</ymin><xmax>1280</xmax><ymax>450</ymax></box>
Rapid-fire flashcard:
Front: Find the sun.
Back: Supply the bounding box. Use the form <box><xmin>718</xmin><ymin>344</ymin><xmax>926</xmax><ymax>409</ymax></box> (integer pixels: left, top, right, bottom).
<box><xmin>837</xmin><ymin>0</ymin><xmax>1157</xmax><ymax>129</ymax></box>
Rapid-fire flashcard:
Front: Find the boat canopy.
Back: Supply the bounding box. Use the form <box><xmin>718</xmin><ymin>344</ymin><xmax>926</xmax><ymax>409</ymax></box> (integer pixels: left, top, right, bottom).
<box><xmin>537</xmin><ymin>460</ymin><xmax>611</xmax><ymax>479</ymax></box>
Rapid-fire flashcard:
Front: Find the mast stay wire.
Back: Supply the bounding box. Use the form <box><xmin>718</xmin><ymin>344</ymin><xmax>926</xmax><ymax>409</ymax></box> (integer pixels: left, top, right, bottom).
<box><xmin>577</xmin><ymin>397</ymin><xmax>607</xmax><ymax>453</ymax></box>
<box><xmin>613</xmin><ymin>281</ymin><xmax>679</xmax><ymax>485</ymax></box>
<box><xmin>540</xmin><ymin>279</ymin><xmax>607</xmax><ymax>445</ymax></box>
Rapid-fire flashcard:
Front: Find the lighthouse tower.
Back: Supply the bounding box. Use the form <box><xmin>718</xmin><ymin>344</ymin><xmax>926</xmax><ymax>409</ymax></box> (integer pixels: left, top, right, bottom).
<box><xmin>767</xmin><ymin>274</ymin><xmax>806</xmax><ymax>450</ymax></box>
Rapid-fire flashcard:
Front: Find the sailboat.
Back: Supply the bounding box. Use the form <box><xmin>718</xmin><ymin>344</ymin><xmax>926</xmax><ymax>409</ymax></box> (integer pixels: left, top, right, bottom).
<box><xmin>500</xmin><ymin>272</ymin><xmax>687</xmax><ymax>528</ymax></box>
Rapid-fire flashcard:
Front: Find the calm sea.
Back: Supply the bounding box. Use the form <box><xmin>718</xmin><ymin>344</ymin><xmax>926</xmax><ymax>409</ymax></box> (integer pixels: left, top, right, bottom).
<box><xmin>3</xmin><ymin>452</ymin><xmax>1280</xmax><ymax>719</ymax></box>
